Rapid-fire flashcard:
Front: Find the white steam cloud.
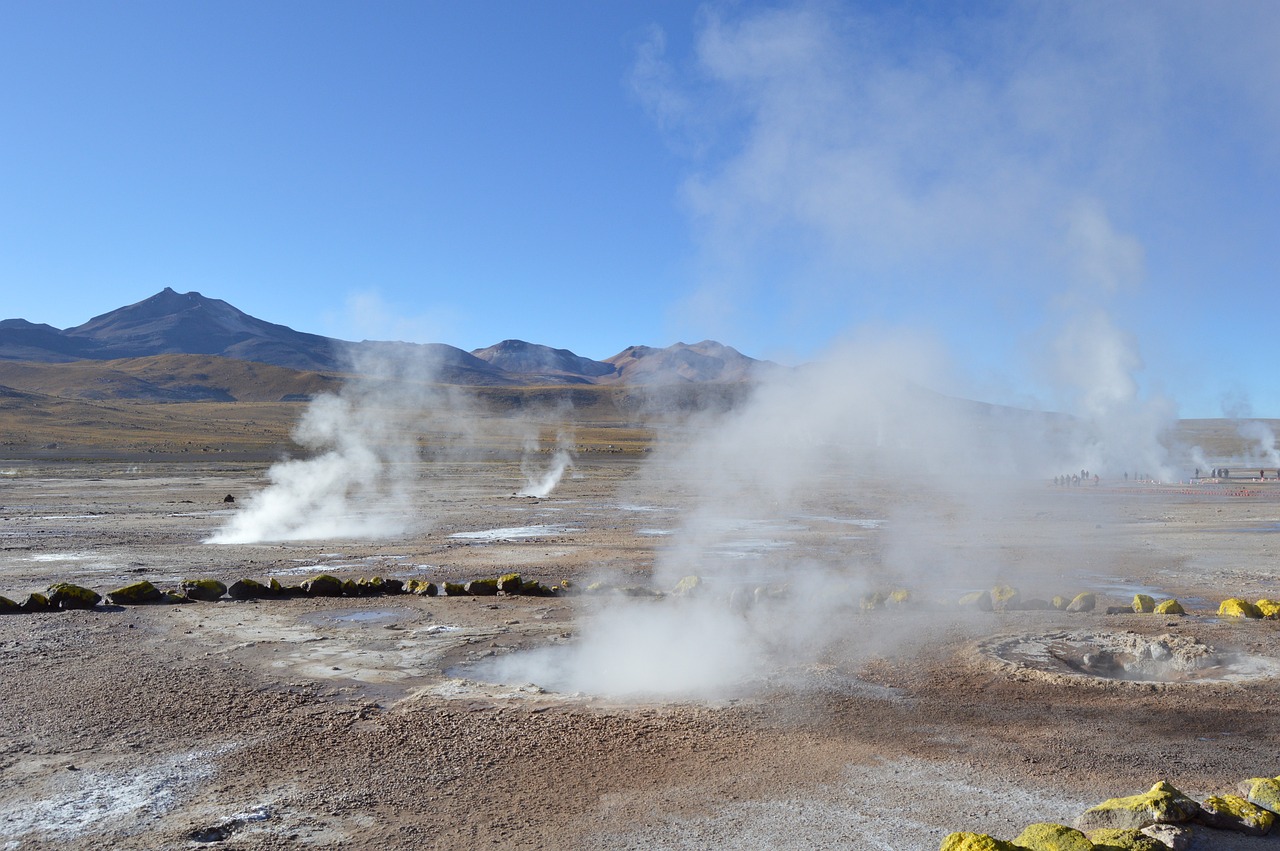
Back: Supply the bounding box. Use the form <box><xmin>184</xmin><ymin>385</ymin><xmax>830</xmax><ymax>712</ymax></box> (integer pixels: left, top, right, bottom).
<box><xmin>518</xmin><ymin>433</ymin><xmax>575</xmax><ymax>498</ymax></box>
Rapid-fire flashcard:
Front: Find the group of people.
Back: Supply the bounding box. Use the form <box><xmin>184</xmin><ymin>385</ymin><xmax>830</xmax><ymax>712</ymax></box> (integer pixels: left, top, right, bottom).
<box><xmin>1053</xmin><ymin>469</ymin><xmax>1098</xmax><ymax>486</ymax></box>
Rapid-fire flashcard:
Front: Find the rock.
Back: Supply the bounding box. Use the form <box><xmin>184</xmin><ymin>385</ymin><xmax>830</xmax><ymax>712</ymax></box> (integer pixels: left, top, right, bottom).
<box><xmin>383</xmin><ymin>579</ymin><xmax>404</xmax><ymax>594</ymax></box>
<box><xmin>0</xmin><ymin>595</ymin><xmax>20</xmax><ymax>614</ymax></box>
<box><xmin>1139</xmin><ymin>823</ymin><xmax>1192</xmax><ymax>850</ymax></box>
<box><xmin>341</xmin><ymin>579</ymin><xmax>359</xmax><ymax>596</ymax></box>
<box><xmin>1019</xmin><ymin>598</ymin><xmax>1051</xmax><ymax>611</ymax></box>
<box><xmin>223</xmin><ymin>494</ymin><xmax>235</xmax><ymax>503</ymax></box>
<box><xmin>357</xmin><ymin>577</ymin><xmax>385</xmax><ymax>595</ymax></box>
<box><xmin>497</xmin><ymin>573</ymin><xmax>523</xmax><ymax>594</ymax></box>
<box><xmin>861</xmin><ymin>590</ymin><xmax>886</xmax><ymax>611</ymax></box>
<box><xmin>442</xmin><ymin>582</ymin><xmax>468</xmax><ymax>597</ymax></box>
<box><xmin>181</xmin><ymin>579</ymin><xmax>227</xmax><ymax>602</ymax></box>
<box><xmin>1013</xmin><ymin>822</ymin><xmax>1092</xmax><ymax>850</ymax></box>
<box><xmin>1132</xmin><ymin>594</ymin><xmax>1155</xmax><ymax>613</ymax></box>
<box><xmin>888</xmin><ymin>588</ymin><xmax>912</xmax><ymax>606</ymax></box>
<box><xmin>958</xmin><ymin>590</ymin><xmax>994</xmax><ymax>611</ymax></box>
<box><xmin>1052</xmin><ymin>595</ymin><xmax>1070</xmax><ymax>611</ymax></box>
<box><xmin>21</xmin><ymin>592</ymin><xmax>54</xmax><ymax>613</ymax></box>
<box><xmin>161</xmin><ymin>592</ymin><xmax>192</xmax><ymax>604</ymax></box>
<box><xmin>1086</xmin><ymin>827</ymin><xmax>1166</xmax><ymax>850</ymax></box>
<box><xmin>227</xmin><ymin>578</ymin><xmax>270</xmax><ymax>600</ymax></box>
<box><xmin>991</xmin><ymin>585</ymin><xmax>1021</xmax><ymax>611</ymax></box>
<box><xmin>46</xmin><ymin>583</ymin><xmax>101</xmax><ymax>610</ymax></box>
<box><xmin>1238</xmin><ymin>776</ymin><xmax>1280</xmax><ymax>814</ymax></box>
<box><xmin>106</xmin><ymin>581</ymin><xmax>164</xmax><ymax>605</ymax></box>
<box><xmin>1065</xmin><ymin>593</ymin><xmax>1096</xmax><ymax>613</ymax></box>
<box><xmin>584</xmin><ymin>581</ymin><xmax>611</xmax><ymax>594</ymax></box>
<box><xmin>1153</xmin><ymin>600</ymin><xmax>1185</xmax><ymax>616</ymax></box>
<box><xmin>1254</xmin><ymin>599</ymin><xmax>1280</xmax><ymax>619</ymax></box>
<box><xmin>672</xmin><ymin>575</ymin><xmax>702</xmax><ymax>596</ymax></box>
<box><xmin>1196</xmin><ymin>793</ymin><xmax>1275</xmax><ymax>835</ymax></box>
<box><xmin>407</xmin><ymin>579</ymin><xmax>438</xmax><ymax>596</ymax></box>
<box><xmin>520</xmin><ymin>580</ymin><xmax>554</xmax><ymax>597</ymax></box>
<box><xmin>465</xmin><ymin>578</ymin><xmax>499</xmax><ymax>596</ymax></box>
<box><xmin>1219</xmin><ymin>598</ymin><xmax>1262</xmax><ymax>619</ymax></box>
<box><xmin>938</xmin><ymin>833</ymin><xmax>1025</xmax><ymax>850</ymax></box>
<box><xmin>1105</xmin><ymin>606</ymin><xmax>1134</xmax><ymax>615</ymax></box>
<box><xmin>1076</xmin><ymin>781</ymin><xmax>1201</xmax><ymax>831</ymax></box>
<box><xmin>301</xmin><ymin>574</ymin><xmax>344</xmax><ymax>597</ymax></box>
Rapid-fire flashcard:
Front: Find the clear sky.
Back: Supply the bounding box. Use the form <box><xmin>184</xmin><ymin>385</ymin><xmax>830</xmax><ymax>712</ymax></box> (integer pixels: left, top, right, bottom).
<box><xmin>1</xmin><ymin>1</ymin><xmax>1276</xmax><ymax>418</ymax></box>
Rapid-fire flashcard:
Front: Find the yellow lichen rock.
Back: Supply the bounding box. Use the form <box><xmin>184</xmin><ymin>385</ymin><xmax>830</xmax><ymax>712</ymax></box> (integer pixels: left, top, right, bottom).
<box><xmin>672</xmin><ymin>575</ymin><xmax>702</xmax><ymax>596</ymax></box>
<box><xmin>1254</xmin><ymin>599</ymin><xmax>1280</xmax><ymax>619</ymax></box>
<box><xmin>958</xmin><ymin>590</ymin><xmax>994</xmax><ymax>611</ymax></box>
<box><xmin>938</xmin><ymin>833</ymin><xmax>1025</xmax><ymax>851</ymax></box>
<box><xmin>1238</xmin><ymin>776</ymin><xmax>1280</xmax><ymax>815</ymax></box>
<box><xmin>1065</xmin><ymin>592</ymin><xmax>1096</xmax><ymax>613</ymax></box>
<box><xmin>1153</xmin><ymin>599</ymin><xmax>1185</xmax><ymax>615</ymax></box>
<box><xmin>1197</xmin><ymin>793</ymin><xmax>1275</xmax><ymax>835</ymax></box>
<box><xmin>1218</xmin><ymin>598</ymin><xmax>1262</xmax><ymax>619</ymax></box>
<box><xmin>1051</xmin><ymin>595</ymin><xmax>1070</xmax><ymax>611</ymax></box>
<box><xmin>1131</xmin><ymin>594</ymin><xmax>1155</xmax><ymax>613</ymax></box>
<box><xmin>1013</xmin><ymin>822</ymin><xmax>1092</xmax><ymax>850</ymax></box>
<box><xmin>888</xmin><ymin>588</ymin><xmax>912</xmax><ymax>606</ymax></box>
<box><xmin>991</xmin><ymin>585</ymin><xmax>1021</xmax><ymax>611</ymax></box>
<box><xmin>1086</xmin><ymin>827</ymin><xmax>1165</xmax><ymax>850</ymax></box>
<box><xmin>1075</xmin><ymin>781</ymin><xmax>1201</xmax><ymax>831</ymax></box>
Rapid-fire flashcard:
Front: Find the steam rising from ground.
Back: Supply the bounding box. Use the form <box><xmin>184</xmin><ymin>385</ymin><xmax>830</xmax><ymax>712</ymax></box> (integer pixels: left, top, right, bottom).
<box><xmin>518</xmin><ymin>434</ymin><xmax>575</xmax><ymax>498</ymax></box>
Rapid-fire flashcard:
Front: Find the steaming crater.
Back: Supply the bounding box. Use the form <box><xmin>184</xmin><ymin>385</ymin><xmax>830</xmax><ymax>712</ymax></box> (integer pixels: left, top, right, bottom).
<box><xmin>979</xmin><ymin>630</ymin><xmax>1280</xmax><ymax>683</ymax></box>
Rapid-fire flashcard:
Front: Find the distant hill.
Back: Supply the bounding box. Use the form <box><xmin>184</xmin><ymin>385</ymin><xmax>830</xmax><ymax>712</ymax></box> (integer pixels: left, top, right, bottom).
<box><xmin>0</xmin><ymin>288</ymin><xmax>772</xmax><ymax>389</ymax></box>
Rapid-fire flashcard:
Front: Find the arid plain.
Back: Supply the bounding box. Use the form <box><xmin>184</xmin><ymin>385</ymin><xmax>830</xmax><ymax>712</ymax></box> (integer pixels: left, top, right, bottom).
<box><xmin>4</xmin><ymin>403</ymin><xmax>1280</xmax><ymax>850</ymax></box>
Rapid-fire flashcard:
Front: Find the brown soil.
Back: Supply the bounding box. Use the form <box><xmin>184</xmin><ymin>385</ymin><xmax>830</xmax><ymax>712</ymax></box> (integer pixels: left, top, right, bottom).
<box><xmin>2</xmin><ymin>457</ymin><xmax>1280</xmax><ymax>850</ymax></box>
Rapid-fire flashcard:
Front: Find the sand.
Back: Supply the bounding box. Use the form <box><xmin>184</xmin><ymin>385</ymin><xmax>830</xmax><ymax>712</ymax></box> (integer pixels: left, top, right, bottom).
<box><xmin>3</xmin><ymin>456</ymin><xmax>1280</xmax><ymax>850</ymax></box>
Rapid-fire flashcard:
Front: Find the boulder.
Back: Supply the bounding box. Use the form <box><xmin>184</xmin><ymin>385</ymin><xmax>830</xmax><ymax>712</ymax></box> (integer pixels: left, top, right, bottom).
<box><xmin>1218</xmin><ymin>598</ymin><xmax>1262</xmax><ymax>619</ymax></box>
<box><xmin>106</xmin><ymin>581</ymin><xmax>164</xmax><ymax>605</ymax></box>
<box><xmin>356</xmin><ymin>577</ymin><xmax>385</xmax><ymax>595</ymax></box>
<box><xmin>1139</xmin><ymin>824</ymin><xmax>1192</xmax><ymax>850</ymax></box>
<box><xmin>1196</xmin><ymin>793</ymin><xmax>1275</xmax><ymax>835</ymax></box>
<box><xmin>406</xmin><ymin>579</ymin><xmax>438</xmax><ymax>597</ymax></box>
<box><xmin>672</xmin><ymin>575</ymin><xmax>702</xmax><ymax>596</ymax></box>
<box><xmin>1065</xmin><ymin>593</ymin><xmax>1096</xmax><ymax>613</ymax></box>
<box><xmin>520</xmin><ymin>580</ymin><xmax>554</xmax><ymax>597</ymax></box>
<box><xmin>1086</xmin><ymin>827</ymin><xmax>1166</xmax><ymax>850</ymax></box>
<box><xmin>1254</xmin><ymin>599</ymin><xmax>1280</xmax><ymax>619</ymax></box>
<box><xmin>1076</xmin><ymin>781</ymin><xmax>1201</xmax><ymax>831</ymax></box>
<box><xmin>181</xmin><ymin>579</ymin><xmax>227</xmax><ymax>602</ymax></box>
<box><xmin>497</xmin><ymin>573</ymin><xmax>523</xmax><ymax>594</ymax></box>
<box><xmin>21</xmin><ymin>592</ymin><xmax>54</xmax><ymax>613</ymax></box>
<box><xmin>0</xmin><ymin>595</ymin><xmax>20</xmax><ymax>614</ymax></box>
<box><xmin>958</xmin><ymin>590</ymin><xmax>994</xmax><ymax>611</ymax></box>
<box><xmin>465</xmin><ymin>578</ymin><xmax>499</xmax><ymax>596</ymax></box>
<box><xmin>1019</xmin><ymin>598</ymin><xmax>1052</xmax><ymax>611</ymax></box>
<box><xmin>443</xmin><ymin>582</ymin><xmax>468</xmax><ymax>597</ymax></box>
<box><xmin>938</xmin><ymin>833</ymin><xmax>1024</xmax><ymax>850</ymax></box>
<box><xmin>861</xmin><ymin>591</ymin><xmax>886</xmax><ymax>611</ymax></box>
<box><xmin>1013</xmin><ymin>822</ymin><xmax>1092</xmax><ymax>850</ymax></box>
<box><xmin>341</xmin><ymin>579</ymin><xmax>359</xmax><ymax>596</ymax></box>
<box><xmin>382</xmin><ymin>579</ymin><xmax>404</xmax><ymax>595</ymax></box>
<box><xmin>1131</xmin><ymin>594</ymin><xmax>1155</xmax><ymax>613</ymax></box>
<box><xmin>161</xmin><ymin>591</ymin><xmax>192</xmax><ymax>604</ymax></box>
<box><xmin>1238</xmin><ymin>777</ymin><xmax>1280</xmax><ymax>814</ymax></box>
<box><xmin>301</xmin><ymin>574</ymin><xmax>344</xmax><ymax>597</ymax></box>
<box><xmin>1051</xmin><ymin>595</ymin><xmax>1070</xmax><ymax>611</ymax></box>
<box><xmin>991</xmin><ymin>585</ymin><xmax>1021</xmax><ymax>611</ymax></box>
<box><xmin>227</xmin><ymin>578</ymin><xmax>270</xmax><ymax>600</ymax></box>
<box><xmin>1153</xmin><ymin>600</ymin><xmax>1185</xmax><ymax>616</ymax></box>
<box><xmin>46</xmin><ymin>583</ymin><xmax>101</xmax><ymax>610</ymax></box>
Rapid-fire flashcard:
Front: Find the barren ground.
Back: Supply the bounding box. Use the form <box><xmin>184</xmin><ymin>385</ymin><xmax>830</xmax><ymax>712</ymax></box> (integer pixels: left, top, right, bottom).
<box><xmin>2</xmin><ymin>455</ymin><xmax>1280</xmax><ymax>850</ymax></box>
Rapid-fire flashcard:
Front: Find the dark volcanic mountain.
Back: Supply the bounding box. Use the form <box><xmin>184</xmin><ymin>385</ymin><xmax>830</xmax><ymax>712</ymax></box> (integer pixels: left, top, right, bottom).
<box><xmin>0</xmin><ymin>288</ymin><xmax>770</xmax><ymax>387</ymax></box>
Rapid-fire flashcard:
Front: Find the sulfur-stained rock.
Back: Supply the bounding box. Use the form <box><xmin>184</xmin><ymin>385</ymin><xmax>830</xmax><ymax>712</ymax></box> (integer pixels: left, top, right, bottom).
<box><xmin>1019</xmin><ymin>598</ymin><xmax>1051</xmax><ymax>611</ymax></box>
<box><xmin>1132</xmin><ymin>594</ymin><xmax>1155</xmax><ymax>613</ymax></box>
<box><xmin>1153</xmin><ymin>600</ymin><xmax>1185</xmax><ymax>615</ymax></box>
<box><xmin>1196</xmin><ymin>793</ymin><xmax>1275</xmax><ymax>835</ymax></box>
<box><xmin>1052</xmin><ymin>595</ymin><xmax>1070</xmax><ymax>611</ymax></box>
<box><xmin>443</xmin><ymin>582</ymin><xmax>468</xmax><ymax>597</ymax></box>
<box><xmin>991</xmin><ymin>585</ymin><xmax>1021</xmax><ymax>611</ymax></box>
<box><xmin>520</xmin><ymin>580</ymin><xmax>554</xmax><ymax>597</ymax></box>
<box><xmin>106</xmin><ymin>581</ymin><xmax>164</xmax><ymax>605</ymax></box>
<box><xmin>21</xmin><ymin>592</ymin><xmax>54</xmax><ymax>613</ymax></box>
<box><xmin>1219</xmin><ymin>598</ymin><xmax>1262</xmax><ymax>618</ymax></box>
<box><xmin>181</xmin><ymin>579</ymin><xmax>227</xmax><ymax>602</ymax></box>
<box><xmin>672</xmin><ymin>575</ymin><xmax>702</xmax><ymax>596</ymax></box>
<box><xmin>888</xmin><ymin>588</ymin><xmax>912</xmax><ymax>607</ymax></box>
<box><xmin>47</xmin><ymin>583</ymin><xmax>101</xmax><ymax>610</ymax></box>
<box><xmin>465</xmin><ymin>578</ymin><xmax>499</xmax><ymax>596</ymax></box>
<box><xmin>383</xmin><ymin>579</ymin><xmax>404</xmax><ymax>595</ymax></box>
<box><xmin>1254</xmin><ymin>599</ymin><xmax>1280</xmax><ymax>619</ymax></box>
<box><xmin>228</xmin><ymin>578</ymin><xmax>270</xmax><ymax>600</ymax></box>
<box><xmin>406</xmin><ymin>579</ymin><xmax>438</xmax><ymax>597</ymax></box>
<box><xmin>1076</xmin><ymin>781</ymin><xmax>1201</xmax><ymax>832</ymax></box>
<box><xmin>861</xmin><ymin>590</ymin><xmax>886</xmax><ymax>611</ymax></box>
<box><xmin>301</xmin><ymin>574</ymin><xmax>344</xmax><ymax>597</ymax></box>
<box><xmin>1087</xmin><ymin>827</ymin><xmax>1166</xmax><ymax>850</ymax></box>
<box><xmin>161</xmin><ymin>591</ymin><xmax>192</xmax><ymax>604</ymax></box>
<box><xmin>938</xmin><ymin>832</ymin><xmax>1025</xmax><ymax>850</ymax></box>
<box><xmin>0</xmin><ymin>595</ymin><xmax>20</xmax><ymax>614</ymax></box>
<box><xmin>958</xmin><ymin>590</ymin><xmax>994</xmax><ymax>611</ymax></box>
<box><xmin>1066</xmin><ymin>593</ymin><xmax>1096</xmax><ymax>613</ymax></box>
<box><xmin>1238</xmin><ymin>777</ymin><xmax>1280</xmax><ymax>815</ymax></box>
<box><xmin>1013</xmin><ymin>822</ymin><xmax>1092</xmax><ymax>850</ymax></box>
<box><xmin>1139</xmin><ymin>823</ymin><xmax>1191</xmax><ymax>851</ymax></box>
<box><xmin>497</xmin><ymin>573</ymin><xmax>523</xmax><ymax>594</ymax></box>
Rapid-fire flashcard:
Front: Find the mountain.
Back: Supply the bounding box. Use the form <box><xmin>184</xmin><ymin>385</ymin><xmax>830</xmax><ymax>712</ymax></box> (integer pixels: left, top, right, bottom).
<box><xmin>0</xmin><ymin>288</ymin><xmax>771</xmax><ymax>389</ymax></box>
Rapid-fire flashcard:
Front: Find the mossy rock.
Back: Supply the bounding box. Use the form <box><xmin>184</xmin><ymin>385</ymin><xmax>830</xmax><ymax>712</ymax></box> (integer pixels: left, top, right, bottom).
<box><xmin>1254</xmin><ymin>599</ymin><xmax>1280</xmax><ymax>619</ymax></box>
<box><xmin>887</xmin><ymin>588</ymin><xmax>912</xmax><ymax>606</ymax></box>
<box><xmin>301</xmin><ymin>574</ymin><xmax>344</xmax><ymax>597</ymax></box>
<box><xmin>0</xmin><ymin>595</ymin><xmax>20</xmax><ymax>614</ymax></box>
<box><xmin>465</xmin><ymin>578</ymin><xmax>499</xmax><ymax>596</ymax></box>
<box><xmin>21</xmin><ymin>592</ymin><xmax>54</xmax><ymax>613</ymax></box>
<box><xmin>584</xmin><ymin>581</ymin><xmax>611</xmax><ymax>594</ymax></box>
<box><xmin>406</xmin><ymin>579</ymin><xmax>438</xmax><ymax>597</ymax></box>
<box><xmin>938</xmin><ymin>832</ymin><xmax>1024</xmax><ymax>850</ymax></box>
<box><xmin>1197</xmin><ymin>793</ymin><xmax>1275</xmax><ymax>835</ymax></box>
<box><xmin>671</xmin><ymin>575</ymin><xmax>702</xmax><ymax>596</ymax></box>
<box><xmin>497</xmin><ymin>573</ymin><xmax>523</xmax><ymax>594</ymax></box>
<box><xmin>1052</xmin><ymin>595</ymin><xmax>1070</xmax><ymax>611</ymax></box>
<box><xmin>861</xmin><ymin>591</ymin><xmax>886</xmax><ymax>611</ymax></box>
<box><xmin>355</xmin><ymin>577</ymin><xmax>385</xmax><ymax>596</ymax></box>
<box><xmin>1086</xmin><ymin>828</ymin><xmax>1165</xmax><ymax>850</ymax></box>
<box><xmin>47</xmin><ymin>583</ymin><xmax>102</xmax><ymax>610</ymax></box>
<box><xmin>991</xmin><ymin>585</ymin><xmax>1021</xmax><ymax>611</ymax></box>
<box><xmin>957</xmin><ymin>590</ymin><xmax>993</xmax><ymax>611</ymax></box>
<box><xmin>1065</xmin><ymin>592</ymin><xmax>1096</xmax><ymax>613</ymax></box>
<box><xmin>1014</xmin><ymin>822</ymin><xmax>1092</xmax><ymax>851</ymax></box>
<box><xmin>106</xmin><ymin>581</ymin><xmax>164</xmax><ymax>605</ymax></box>
<box><xmin>161</xmin><ymin>591</ymin><xmax>192</xmax><ymax>604</ymax></box>
<box><xmin>228</xmin><ymin>578</ymin><xmax>270</xmax><ymax>600</ymax></box>
<box><xmin>1131</xmin><ymin>594</ymin><xmax>1155</xmax><ymax>613</ymax></box>
<box><xmin>1219</xmin><ymin>598</ymin><xmax>1262</xmax><ymax>619</ymax></box>
<box><xmin>520</xmin><ymin>580</ymin><xmax>554</xmax><ymax>597</ymax></box>
<box><xmin>181</xmin><ymin>579</ymin><xmax>227</xmax><ymax>602</ymax></box>
<box><xmin>442</xmin><ymin>582</ymin><xmax>468</xmax><ymax>597</ymax></box>
<box><xmin>1019</xmin><ymin>598</ymin><xmax>1051</xmax><ymax>611</ymax></box>
<box><xmin>1076</xmin><ymin>781</ymin><xmax>1201</xmax><ymax>831</ymax></box>
<box><xmin>1238</xmin><ymin>777</ymin><xmax>1280</xmax><ymax>815</ymax></box>
<box><xmin>382</xmin><ymin>579</ymin><xmax>404</xmax><ymax>595</ymax></box>
<box><xmin>1153</xmin><ymin>599</ymin><xmax>1185</xmax><ymax>616</ymax></box>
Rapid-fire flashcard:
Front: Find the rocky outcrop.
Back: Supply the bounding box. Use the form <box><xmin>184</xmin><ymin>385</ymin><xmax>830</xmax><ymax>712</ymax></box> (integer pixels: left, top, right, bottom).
<box><xmin>1075</xmin><ymin>781</ymin><xmax>1200</xmax><ymax>831</ymax></box>
<box><xmin>1196</xmin><ymin>794</ymin><xmax>1275</xmax><ymax>835</ymax></box>
<box><xmin>1238</xmin><ymin>776</ymin><xmax>1280</xmax><ymax>814</ymax></box>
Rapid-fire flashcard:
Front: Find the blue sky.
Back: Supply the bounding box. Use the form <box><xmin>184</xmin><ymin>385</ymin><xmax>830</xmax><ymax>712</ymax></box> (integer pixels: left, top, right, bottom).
<box><xmin>1</xmin><ymin>1</ymin><xmax>1277</xmax><ymax>418</ymax></box>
